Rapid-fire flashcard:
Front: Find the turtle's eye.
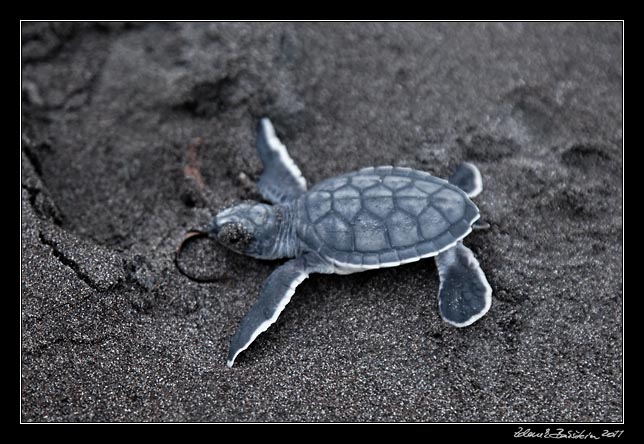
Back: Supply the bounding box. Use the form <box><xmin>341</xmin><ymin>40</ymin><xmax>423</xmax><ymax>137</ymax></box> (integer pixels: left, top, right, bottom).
<box><xmin>217</xmin><ymin>222</ymin><xmax>253</xmax><ymax>252</ymax></box>
<box><xmin>248</xmin><ymin>205</ymin><xmax>269</xmax><ymax>226</ymax></box>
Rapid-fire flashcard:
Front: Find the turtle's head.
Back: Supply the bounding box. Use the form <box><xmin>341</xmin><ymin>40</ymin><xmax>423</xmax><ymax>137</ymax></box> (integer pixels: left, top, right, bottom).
<box><xmin>210</xmin><ymin>201</ymin><xmax>281</xmax><ymax>259</ymax></box>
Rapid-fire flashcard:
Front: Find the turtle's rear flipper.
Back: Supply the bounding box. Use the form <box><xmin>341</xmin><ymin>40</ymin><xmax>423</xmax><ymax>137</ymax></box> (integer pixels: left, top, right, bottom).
<box><xmin>256</xmin><ymin>118</ymin><xmax>308</xmax><ymax>204</ymax></box>
<box><xmin>435</xmin><ymin>242</ymin><xmax>492</xmax><ymax>327</ymax></box>
<box><xmin>448</xmin><ymin>162</ymin><xmax>482</xmax><ymax>198</ymax></box>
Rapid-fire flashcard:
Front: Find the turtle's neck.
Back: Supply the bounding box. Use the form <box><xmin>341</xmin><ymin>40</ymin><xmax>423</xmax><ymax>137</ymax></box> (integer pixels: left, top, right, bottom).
<box><xmin>269</xmin><ymin>202</ymin><xmax>299</xmax><ymax>259</ymax></box>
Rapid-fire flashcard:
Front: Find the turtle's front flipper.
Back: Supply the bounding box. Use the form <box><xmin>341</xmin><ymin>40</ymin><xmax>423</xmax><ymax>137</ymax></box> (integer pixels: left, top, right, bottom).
<box><xmin>435</xmin><ymin>242</ymin><xmax>492</xmax><ymax>327</ymax></box>
<box><xmin>448</xmin><ymin>162</ymin><xmax>483</xmax><ymax>198</ymax></box>
<box><xmin>227</xmin><ymin>253</ymin><xmax>331</xmax><ymax>367</ymax></box>
<box><xmin>256</xmin><ymin>118</ymin><xmax>307</xmax><ymax>204</ymax></box>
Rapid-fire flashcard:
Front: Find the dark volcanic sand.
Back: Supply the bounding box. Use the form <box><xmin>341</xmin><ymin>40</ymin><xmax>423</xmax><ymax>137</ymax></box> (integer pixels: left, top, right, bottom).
<box><xmin>21</xmin><ymin>22</ymin><xmax>623</xmax><ymax>422</ymax></box>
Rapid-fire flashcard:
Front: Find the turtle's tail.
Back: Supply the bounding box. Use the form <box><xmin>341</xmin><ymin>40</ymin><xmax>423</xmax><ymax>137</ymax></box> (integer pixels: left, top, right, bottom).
<box><xmin>472</xmin><ymin>220</ymin><xmax>490</xmax><ymax>230</ymax></box>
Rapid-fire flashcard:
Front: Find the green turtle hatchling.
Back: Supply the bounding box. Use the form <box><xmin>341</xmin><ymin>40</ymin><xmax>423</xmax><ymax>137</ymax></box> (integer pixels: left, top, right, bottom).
<box><xmin>208</xmin><ymin>118</ymin><xmax>492</xmax><ymax>367</ymax></box>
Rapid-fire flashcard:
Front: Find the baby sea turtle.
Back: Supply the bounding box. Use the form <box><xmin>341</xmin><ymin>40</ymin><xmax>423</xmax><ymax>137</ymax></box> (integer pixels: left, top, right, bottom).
<box><xmin>211</xmin><ymin>118</ymin><xmax>492</xmax><ymax>367</ymax></box>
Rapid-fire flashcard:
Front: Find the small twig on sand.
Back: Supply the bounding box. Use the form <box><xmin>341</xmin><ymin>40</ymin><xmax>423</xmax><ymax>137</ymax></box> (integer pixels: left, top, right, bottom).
<box><xmin>183</xmin><ymin>137</ymin><xmax>205</xmax><ymax>192</ymax></box>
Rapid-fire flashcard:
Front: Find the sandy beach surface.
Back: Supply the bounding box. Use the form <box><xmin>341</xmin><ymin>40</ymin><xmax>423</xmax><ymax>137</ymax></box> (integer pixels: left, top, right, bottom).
<box><xmin>21</xmin><ymin>22</ymin><xmax>622</xmax><ymax>422</ymax></box>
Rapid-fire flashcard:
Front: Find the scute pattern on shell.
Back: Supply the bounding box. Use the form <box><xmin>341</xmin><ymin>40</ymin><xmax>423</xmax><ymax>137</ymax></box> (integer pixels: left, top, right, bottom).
<box><xmin>295</xmin><ymin>166</ymin><xmax>480</xmax><ymax>266</ymax></box>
